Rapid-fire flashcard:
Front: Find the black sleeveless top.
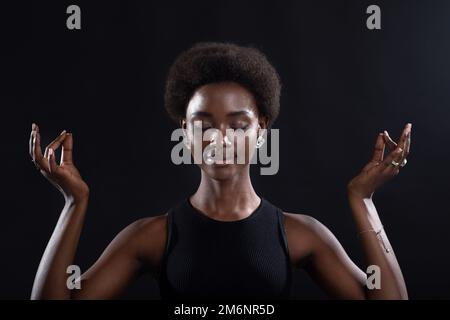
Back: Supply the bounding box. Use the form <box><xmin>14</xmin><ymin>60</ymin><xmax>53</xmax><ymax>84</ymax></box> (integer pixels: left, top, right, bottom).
<box><xmin>158</xmin><ymin>197</ymin><xmax>293</xmax><ymax>300</ymax></box>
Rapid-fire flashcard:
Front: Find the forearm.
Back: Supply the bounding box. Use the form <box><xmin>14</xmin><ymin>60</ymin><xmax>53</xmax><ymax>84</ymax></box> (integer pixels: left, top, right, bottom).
<box><xmin>31</xmin><ymin>198</ymin><xmax>88</xmax><ymax>299</ymax></box>
<box><xmin>348</xmin><ymin>193</ymin><xmax>408</xmax><ymax>299</ymax></box>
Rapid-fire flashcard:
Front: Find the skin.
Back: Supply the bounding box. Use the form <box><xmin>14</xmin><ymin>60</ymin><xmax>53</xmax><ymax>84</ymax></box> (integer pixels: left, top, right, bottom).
<box><xmin>29</xmin><ymin>81</ymin><xmax>410</xmax><ymax>299</ymax></box>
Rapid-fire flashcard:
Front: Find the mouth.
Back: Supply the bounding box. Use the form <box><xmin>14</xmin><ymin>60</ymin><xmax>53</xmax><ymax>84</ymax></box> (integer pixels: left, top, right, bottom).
<box><xmin>211</xmin><ymin>155</ymin><xmax>238</xmax><ymax>166</ymax></box>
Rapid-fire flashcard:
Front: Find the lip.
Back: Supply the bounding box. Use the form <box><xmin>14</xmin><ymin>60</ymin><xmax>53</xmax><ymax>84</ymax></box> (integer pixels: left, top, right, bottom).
<box><xmin>212</xmin><ymin>156</ymin><xmax>237</xmax><ymax>165</ymax></box>
<box><xmin>213</xmin><ymin>159</ymin><xmax>234</xmax><ymax>165</ymax></box>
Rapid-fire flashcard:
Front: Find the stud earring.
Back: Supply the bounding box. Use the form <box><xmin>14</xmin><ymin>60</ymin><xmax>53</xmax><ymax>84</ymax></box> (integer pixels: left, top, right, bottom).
<box><xmin>255</xmin><ymin>135</ymin><xmax>265</xmax><ymax>148</ymax></box>
<box><xmin>182</xmin><ymin>131</ymin><xmax>191</xmax><ymax>150</ymax></box>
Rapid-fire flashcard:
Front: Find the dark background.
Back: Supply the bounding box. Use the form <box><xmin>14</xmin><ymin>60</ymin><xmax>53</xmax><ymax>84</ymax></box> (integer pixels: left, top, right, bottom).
<box><xmin>2</xmin><ymin>0</ymin><xmax>449</xmax><ymax>299</ymax></box>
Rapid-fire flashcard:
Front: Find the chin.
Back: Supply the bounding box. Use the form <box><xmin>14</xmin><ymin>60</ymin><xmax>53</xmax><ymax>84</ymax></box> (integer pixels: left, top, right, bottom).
<box><xmin>201</xmin><ymin>163</ymin><xmax>245</xmax><ymax>181</ymax></box>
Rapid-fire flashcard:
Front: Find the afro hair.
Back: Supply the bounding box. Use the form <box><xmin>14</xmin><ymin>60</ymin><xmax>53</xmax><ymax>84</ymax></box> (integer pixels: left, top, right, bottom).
<box><xmin>164</xmin><ymin>42</ymin><xmax>281</xmax><ymax>127</ymax></box>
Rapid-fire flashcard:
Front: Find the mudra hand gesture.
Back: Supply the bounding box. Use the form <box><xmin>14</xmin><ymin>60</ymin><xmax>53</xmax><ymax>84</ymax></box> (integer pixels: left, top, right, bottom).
<box><xmin>347</xmin><ymin>123</ymin><xmax>412</xmax><ymax>199</ymax></box>
<box><xmin>29</xmin><ymin>123</ymin><xmax>89</xmax><ymax>203</ymax></box>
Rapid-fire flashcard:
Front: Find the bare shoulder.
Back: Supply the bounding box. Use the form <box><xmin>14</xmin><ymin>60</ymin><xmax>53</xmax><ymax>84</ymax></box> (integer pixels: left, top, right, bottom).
<box><xmin>282</xmin><ymin>212</ymin><xmax>323</xmax><ymax>231</ymax></box>
<box><xmin>120</xmin><ymin>213</ymin><xmax>169</xmax><ymax>274</ymax></box>
<box><xmin>131</xmin><ymin>213</ymin><xmax>168</xmax><ymax>238</ymax></box>
<box><xmin>281</xmin><ymin>212</ymin><xmax>336</xmax><ymax>267</ymax></box>
<box><xmin>282</xmin><ymin>212</ymin><xmax>334</xmax><ymax>237</ymax></box>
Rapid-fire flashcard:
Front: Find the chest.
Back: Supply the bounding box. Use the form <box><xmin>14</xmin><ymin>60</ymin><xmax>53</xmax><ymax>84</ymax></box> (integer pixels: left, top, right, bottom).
<box><xmin>162</xmin><ymin>221</ymin><xmax>292</xmax><ymax>298</ymax></box>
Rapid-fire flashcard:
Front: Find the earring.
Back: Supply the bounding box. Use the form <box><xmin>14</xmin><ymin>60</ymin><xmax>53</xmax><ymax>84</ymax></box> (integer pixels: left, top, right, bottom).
<box><xmin>255</xmin><ymin>135</ymin><xmax>265</xmax><ymax>148</ymax></box>
<box><xmin>182</xmin><ymin>131</ymin><xmax>191</xmax><ymax>150</ymax></box>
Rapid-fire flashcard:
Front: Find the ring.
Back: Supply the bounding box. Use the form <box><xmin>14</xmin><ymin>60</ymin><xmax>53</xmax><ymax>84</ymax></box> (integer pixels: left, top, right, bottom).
<box><xmin>390</xmin><ymin>160</ymin><xmax>400</xmax><ymax>167</ymax></box>
<box><xmin>400</xmin><ymin>158</ymin><xmax>407</xmax><ymax>167</ymax></box>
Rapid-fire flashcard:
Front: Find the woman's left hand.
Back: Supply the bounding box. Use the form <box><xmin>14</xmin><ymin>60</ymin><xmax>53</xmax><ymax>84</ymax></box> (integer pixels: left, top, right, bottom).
<box><xmin>347</xmin><ymin>123</ymin><xmax>412</xmax><ymax>199</ymax></box>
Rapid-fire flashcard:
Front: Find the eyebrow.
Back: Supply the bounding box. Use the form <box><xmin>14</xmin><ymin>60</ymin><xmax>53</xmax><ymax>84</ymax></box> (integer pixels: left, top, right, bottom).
<box><xmin>191</xmin><ymin>111</ymin><xmax>212</xmax><ymax>117</ymax></box>
<box><xmin>227</xmin><ymin>110</ymin><xmax>252</xmax><ymax>117</ymax></box>
<box><xmin>191</xmin><ymin>110</ymin><xmax>252</xmax><ymax>117</ymax></box>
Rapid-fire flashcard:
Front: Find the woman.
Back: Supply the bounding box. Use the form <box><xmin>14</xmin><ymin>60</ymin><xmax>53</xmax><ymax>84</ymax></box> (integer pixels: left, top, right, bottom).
<box><xmin>29</xmin><ymin>42</ymin><xmax>410</xmax><ymax>300</ymax></box>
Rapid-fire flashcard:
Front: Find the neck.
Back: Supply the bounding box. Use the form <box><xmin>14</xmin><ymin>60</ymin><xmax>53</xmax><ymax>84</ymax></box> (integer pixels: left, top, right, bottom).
<box><xmin>190</xmin><ymin>168</ymin><xmax>260</xmax><ymax>219</ymax></box>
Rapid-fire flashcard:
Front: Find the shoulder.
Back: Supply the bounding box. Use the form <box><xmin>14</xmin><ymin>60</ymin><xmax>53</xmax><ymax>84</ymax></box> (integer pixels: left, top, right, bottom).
<box><xmin>281</xmin><ymin>211</ymin><xmax>340</xmax><ymax>266</ymax></box>
<box><xmin>282</xmin><ymin>212</ymin><xmax>329</xmax><ymax>238</ymax></box>
<box><xmin>114</xmin><ymin>213</ymin><xmax>169</xmax><ymax>272</ymax></box>
<box><xmin>129</xmin><ymin>213</ymin><xmax>169</xmax><ymax>237</ymax></box>
<box><xmin>116</xmin><ymin>213</ymin><xmax>168</xmax><ymax>243</ymax></box>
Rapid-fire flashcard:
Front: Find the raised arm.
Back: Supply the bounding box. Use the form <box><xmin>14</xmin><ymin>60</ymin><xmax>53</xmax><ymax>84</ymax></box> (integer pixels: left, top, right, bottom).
<box><xmin>284</xmin><ymin>123</ymin><xmax>411</xmax><ymax>299</ymax></box>
<box><xmin>29</xmin><ymin>124</ymin><xmax>166</xmax><ymax>299</ymax></box>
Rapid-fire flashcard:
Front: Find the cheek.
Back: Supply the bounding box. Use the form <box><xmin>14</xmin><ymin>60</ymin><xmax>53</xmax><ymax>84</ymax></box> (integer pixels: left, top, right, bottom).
<box><xmin>233</xmin><ymin>132</ymin><xmax>258</xmax><ymax>163</ymax></box>
<box><xmin>185</xmin><ymin>125</ymin><xmax>205</xmax><ymax>152</ymax></box>
<box><xmin>187</xmin><ymin>133</ymin><xmax>210</xmax><ymax>163</ymax></box>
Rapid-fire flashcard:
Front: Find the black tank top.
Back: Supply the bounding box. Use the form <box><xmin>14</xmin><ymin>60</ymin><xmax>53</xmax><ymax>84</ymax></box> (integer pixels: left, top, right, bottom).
<box><xmin>158</xmin><ymin>196</ymin><xmax>293</xmax><ymax>300</ymax></box>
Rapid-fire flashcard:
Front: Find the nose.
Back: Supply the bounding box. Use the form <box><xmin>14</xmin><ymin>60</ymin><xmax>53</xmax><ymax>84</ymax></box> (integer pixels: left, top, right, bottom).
<box><xmin>209</xmin><ymin>130</ymin><xmax>232</xmax><ymax>147</ymax></box>
<box><xmin>204</xmin><ymin>130</ymin><xmax>234</xmax><ymax>164</ymax></box>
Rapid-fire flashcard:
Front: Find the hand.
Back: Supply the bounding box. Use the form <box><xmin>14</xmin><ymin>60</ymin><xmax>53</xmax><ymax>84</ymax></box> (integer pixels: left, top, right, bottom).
<box><xmin>29</xmin><ymin>123</ymin><xmax>89</xmax><ymax>203</ymax></box>
<box><xmin>347</xmin><ymin>123</ymin><xmax>412</xmax><ymax>199</ymax></box>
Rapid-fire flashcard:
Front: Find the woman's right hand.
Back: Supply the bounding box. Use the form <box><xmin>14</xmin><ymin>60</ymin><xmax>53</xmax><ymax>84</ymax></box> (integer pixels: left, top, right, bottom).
<box><xmin>29</xmin><ymin>123</ymin><xmax>89</xmax><ymax>203</ymax></box>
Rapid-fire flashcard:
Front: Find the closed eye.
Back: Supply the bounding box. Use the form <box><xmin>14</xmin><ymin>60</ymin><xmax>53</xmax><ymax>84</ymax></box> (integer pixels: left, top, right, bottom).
<box><xmin>231</xmin><ymin>125</ymin><xmax>249</xmax><ymax>130</ymax></box>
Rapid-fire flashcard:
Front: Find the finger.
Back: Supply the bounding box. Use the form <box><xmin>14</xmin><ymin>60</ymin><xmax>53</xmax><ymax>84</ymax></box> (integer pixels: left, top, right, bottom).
<box><xmin>382</xmin><ymin>130</ymin><xmax>397</xmax><ymax>150</ymax></box>
<box><xmin>61</xmin><ymin>133</ymin><xmax>73</xmax><ymax>165</ymax></box>
<box><xmin>32</xmin><ymin>124</ymin><xmax>47</xmax><ymax>171</ymax></box>
<box><xmin>29</xmin><ymin>123</ymin><xmax>36</xmax><ymax>159</ymax></box>
<box><xmin>396</xmin><ymin>123</ymin><xmax>412</xmax><ymax>160</ymax></box>
<box><xmin>362</xmin><ymin>160</ymin><xmax>381</xmax><ymax>172</ymax></box>
<box><xmin>380</xmin><ymin>146</ymin><xmax>403</xmax><ymax>175</ymax></box>
<box><xmin>404</xmin><ymin>125</ymin><xmax>412</xmax><ymax>158</ymax></box>
<box><xmin>371</xmin><ymin>133</ymin><xmax>386</xmax><ymax>162</ymax></box>
<box><xmin>47</xmin><ymin>148</ymin><xmax>58</xmax><ymax>174</ymax></box>
<box><xmin>44</xmin><ymin>130</ymin><xmax>67</xmax><ymax>158</ymax></box>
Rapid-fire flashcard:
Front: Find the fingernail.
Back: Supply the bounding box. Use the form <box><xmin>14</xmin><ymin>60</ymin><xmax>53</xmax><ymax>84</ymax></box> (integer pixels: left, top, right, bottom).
<box><xmin>48</xmin><ymin>148</ymin><xmax>54</xmax><ymax>156</ymax></box>
<box><xmin>32</xmin><ymin>123</ymin><xmax>36</xmax><ymax>130</ymax></box>
<box><xmin>384</xmin><ymin>130</ymin><xmax>389</xmax><ymax>136</ymax></box>
<box><xmin>60</xmin><ymin>130</ymin><xmax>66</xmax><ymax>135</ymax></box>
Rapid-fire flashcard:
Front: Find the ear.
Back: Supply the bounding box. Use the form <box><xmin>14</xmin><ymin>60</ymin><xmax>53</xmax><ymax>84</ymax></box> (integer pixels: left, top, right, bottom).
<box><xmin>180</xmin><ymin>119</ymin><xmax>191</xmax><ymax>149</ymax></box>
<box><xmin>258</xmin><ymin>116</ymin><xmax>268</xmax><ymax>129</ymax></box>
<box><xmin>180</xmin><ymin>119</ymin><xmax>188</xmax><ymax>137</ymax></box>
<box><xmin>258</xmin><ymin>116</ymin><xmax>269</xmax><ymax>135</ymax></box>
<box><xmin>180</xmin><ymin>119</ymin><xmax>187</xmax><ymax>130</ymax></box>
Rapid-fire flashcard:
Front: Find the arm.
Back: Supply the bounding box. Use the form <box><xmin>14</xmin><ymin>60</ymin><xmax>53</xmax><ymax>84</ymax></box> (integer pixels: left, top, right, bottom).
<box><xmin>29</xmin><ymin>124</ymin><xmax>166</xmax><ymax>299</ymax></box>
<box><xmin>286</xmin><ymin>123</ymin><xmax>411</xmax><ymax>299</ymax></box>
<box><xmin>284</xmin><ymin>213</ymin><xmax>367</xmax><ymax>299</ymax></box>
<box><xmin>286</xmin><ymin>210</ymin><xmax>406</xmax><ymax>300</ymax></box>
<box><xmin>347</xmin><ymin>194</ymin><xmax>407</xmax><ymax>299</ymax></box>
<box><xmin>345</xmin><ymin>123</ymin><xmax>411</xmax><ymax>299</ymax></box>
<box><xmin>70</xmin><ymin>215</ymin><xmax>166</xmax><ymax>299</ymax></box>
<box><xmin>31</xmin><ymin>202</ymin><xmax>163</xmax><ymax>299</ymax></box>
<box><xmin>31</xmin><ymin>198</ymin><xmax>88</xmax><ymax>299</ymax></box>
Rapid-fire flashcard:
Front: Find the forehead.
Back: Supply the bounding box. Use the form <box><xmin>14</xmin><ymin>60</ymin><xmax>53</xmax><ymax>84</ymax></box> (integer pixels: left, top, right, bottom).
<box><xmin>186</xmin><ymin>82</ymin><xmax>258</xmax><ymax>118</ymax></box>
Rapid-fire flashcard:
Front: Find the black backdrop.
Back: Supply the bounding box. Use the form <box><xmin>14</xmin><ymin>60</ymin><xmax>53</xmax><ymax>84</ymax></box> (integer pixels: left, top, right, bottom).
<box><xmin>2</xmin><ymin>0</ymin><xmax>450</xmax><ymax>299</ymax></box>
